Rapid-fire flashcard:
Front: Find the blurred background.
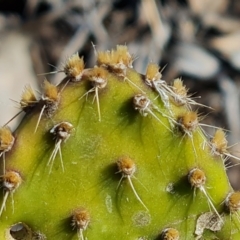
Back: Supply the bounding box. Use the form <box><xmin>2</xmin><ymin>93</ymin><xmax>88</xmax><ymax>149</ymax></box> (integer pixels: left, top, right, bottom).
<box><xmin>1</xmin><ymin>0</ymin><xmax>240</xmax><ymax>187</ymax></box>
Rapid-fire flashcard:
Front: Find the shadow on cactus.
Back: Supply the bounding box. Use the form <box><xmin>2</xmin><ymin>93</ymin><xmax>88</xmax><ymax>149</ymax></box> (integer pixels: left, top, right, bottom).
<box><xmin>1</xmin><ymin>45</ymin><xmax>240</xmax><ymax>240</ymax></box>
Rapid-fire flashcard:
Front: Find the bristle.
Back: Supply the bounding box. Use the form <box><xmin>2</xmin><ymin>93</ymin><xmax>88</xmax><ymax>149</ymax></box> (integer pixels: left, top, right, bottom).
<box><xmin>39</xmin><ymin>79</ymin><xmax>60</xmax><ymax>123</ymax></box>
<box><xmin>71</xmin><ymin>208</ymin><xmax>90</xmax><ymax>232</ymax></box>
<box><xmin>172</xmin><ymin>79</ymin><xmax>187</xmax><ymax>99</ymax></box>
<box><xmin>0</xmin><ymin>170</ymin><xmax>22</xmax><ymax>216</ymax></box>
<box><xmin>171</xmin><ymin>78</ymin><xmax>188</xmax><ymax>106</ymax></box>
<box><xmin>88</xmin><ymin>67</ymin><xmax>108</xmax><ymax>89</ymax></box>
<box><xmin>170</xmin><ymin>78</ymin><xmax>210</xmax><ymax>110</ymax></box>
<box><xmin>133</xmin><ymin>94</ymin><xmax>151</xmax><ymax>116</ymax></box>
<box><xmin>96</xmin><ymin>50</ymin><xmax>111</xmax><ymax>66</ymax></box>
<box><xmin>0</xmin><ymin>127</ymin><xmax>15</xmax><ymax>153</ymax></box>
<box><xmin>89</xmin><ymin>66</ymin><xmax>108</xmax><ymax>79</ymax></box>
<box><xmin>117</xmin><ymin>157</ymin><xmax>136</xmax><ymax>177</ymax></box>
<box><xmin>50</xmin><ymin>122</ymin><xmax>73</xmax><ymax>141</ymax></box>
<box><xmin>43</xmin><ymin>80</ymin><xmax>59</xmax><ymax>102</ymax></box>
<box><xmin>225</xmin><ymin>192</ymin><xmax>240</xmax><ymax>213</ymax></box>
<box><xmin>133</xmin><ymin>94</ymin><xmax>172</xmax><ymax>131</ymax></box>
<box><xmin>160</xmin><ymin>228</ymin><xmax>179</xmax><ymax>240</ymax></box>
<box><xmin>64</xmin><ymin>53</ymin><xmax>85</xmax><ymax>81</ymax></box>
<box><xmin>188</xmin><ymin>168</ymin><xmax>222</xmax><ymax>222</ymax></box>
<box><xmin>2</xmin><ymin>170</ymin><xmax>22</xmax><ymax>191</ymax></box>
<box><xmin>20</xmin><ymin>85</ymin><xmax>38</xmax><ymax>111</ymax></box>
<box><xmin>79</xmin><ymin>67</ymin><xmax>108</xmax><ymax>122</ymax></box>
<box><xmin>0</xmin><ymin>126</ymin><xmax>14</xmax><ymax>173</ymax></box>
<box><xmin>3</xmin><ymin>85</ymin><xmax>38</xmax><ymax>127</ymax></box>
<box><xmin>34</xmin><ymin>80</ymin><xmax>60</xmax><ymax>133</ymax></box>
<box><xmin>114</xmin><ymin>45</ymin><xmax>133</xmax><ymax>68</ymax></box>
<box><xmin>116</xmin><ymin>157</ymin><xmax>148</xmax><ymax>211</ymax></box>
<box><xmin>210</xmin><ymin>129</ymin><xmax>228</xmax><ymax>156</ymax></box>
<box><xmin>144</xmin><ymin>64</ymin><xmax>173</xmax><ymax>111</ymax></box>
<box><xmin>145</xmin><ymin>63</ymin><xmax>162</xmax><ymax>82</ymax></box>
<box><xmin>48</xmin><ymin>122</ymin><xmax>73</xmax><ymax>173</ymax></box>
<box><xmin>97</xmin><ymin>45</ymin><xmax>132</xmax><ymax>76</ymax></box>
<box><xmin>188</xmin><ymin>168</ymin><xmax>206</xmax><ymax>188</ymax></box>
<box><xmin>177</xmin><ymin>111</ymin><xmax>199</xmax><ymax>133</ymax></box>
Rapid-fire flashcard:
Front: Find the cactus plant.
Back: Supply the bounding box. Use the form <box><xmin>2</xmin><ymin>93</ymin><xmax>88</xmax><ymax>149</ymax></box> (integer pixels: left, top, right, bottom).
<box><xmin>1</xmin><ymin>45</ymin><xmax>240</xmax><ymax>240</ymax></box>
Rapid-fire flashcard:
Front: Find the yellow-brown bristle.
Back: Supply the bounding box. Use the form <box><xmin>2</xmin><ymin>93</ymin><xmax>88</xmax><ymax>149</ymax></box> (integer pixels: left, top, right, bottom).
<box><xmin>146</xmin><ymin>63</ymin><xmax>161</xmax><ymax>81</ymax></box>
<box><xmin>188</xmin><ymin>168</ymin><xmax>206</xmax><ymax>188</ymax></box>
<box><xmin>88</xmin><ymin>67</ymin><xmax>108</xmax><ymax>89</ymax></box>
<box><xmin>43</xmin><ymin>80</ymin><xmax>59</xmax><ymax>102</ymax></box>
<box><xmin>64</xmin><ymin>53</ymin><xmax>84</xmax><ymax>81</ymax></box>
<box><xmin>114</xmin><ymin>45</ymin><xmax>132</xmax><ymax>67</ymax></box>
<box><xmin>161</xmin><ymin>228</ymin><xmax>179</xmax><ymax>240</ymax></box>
<box><xmin>225</xmin><ymin>192</ymin><xmax>240</xmax><ymax>213</ymax></box>
<box><xmin>172</xmin><ymin>78</ymin><xmax>187</xmax><ymax>98</ymax></box>
<box><xmin>20</xmin><ymin>85</ymin><xmax>37</xmax><ymax>110</ymax></box>
<box><xmin>117</xmin><ymin>157</ymin><xmax>136</xmax><ymax>177</ymax></box>
<box><xmin>133</xmin><ymin>94</ymin><xmax>151</xmax><ymax>112</ymax></box>
<box><xmin>0</xmin><ymin>127</ymin><xmax>14</xmax><ymax>152</ymax></box>
<box><xmin>89</xmin><ymin>67</ymin><xmax>108</xmax><ymax>80</ymax></box>
<box><xmin>56</xmin><ymin>122</ymin><xmax>73</xmax><ymax>133</ymax></box>
<box><xmin>97</xmin><ymin>51</ymin><xmax>111</xmax><ymax>66</ymax></box>
<box><xmin>97</xmin><ymin>45</ymin><xmax>132</xmax><ymax>69</ymax></box>
<box><xmin>50</xmin><ymin>121</ymin><xmax>73</xmax><ymax>141</ymax></box>
<box><xmin>178</xmin><ymin>111</ymin><xmax>198</xmax><ymax>132</ymax></box>
<box><xmin>71</xmin><ymin>208</ymin><xmax>90</xmax><ymax>230</ymax></box>
<box><xmin>211</xmin><ymin>129</ymin><xmax>228</xmax><ymax>155</ymax></box>
<box><xmin>2</xmin><ymin>170</ymin><xmax>22</xmax><ymax>191</ymax></box>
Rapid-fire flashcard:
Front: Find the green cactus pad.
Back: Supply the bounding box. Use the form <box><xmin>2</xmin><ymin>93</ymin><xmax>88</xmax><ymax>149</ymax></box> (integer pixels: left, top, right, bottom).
<box><xmin>1</xmin><ymin>46</ymin><xmax>240</xmax><ymax>240</ymax></box>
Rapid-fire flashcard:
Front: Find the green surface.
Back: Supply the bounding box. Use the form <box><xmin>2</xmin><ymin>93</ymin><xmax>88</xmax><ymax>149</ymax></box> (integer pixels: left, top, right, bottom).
<box><xmin>0</xmin><ymin>64</ymin><xmax>239</xmax><ymax>239</ymax></box>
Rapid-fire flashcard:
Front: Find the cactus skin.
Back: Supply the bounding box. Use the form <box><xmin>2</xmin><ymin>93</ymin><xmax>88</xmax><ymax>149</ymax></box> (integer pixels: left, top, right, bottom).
<box><xmin>1</xmin><ymin>46</ymin><xmax>240</xmax><ymax>240</ymax></box>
